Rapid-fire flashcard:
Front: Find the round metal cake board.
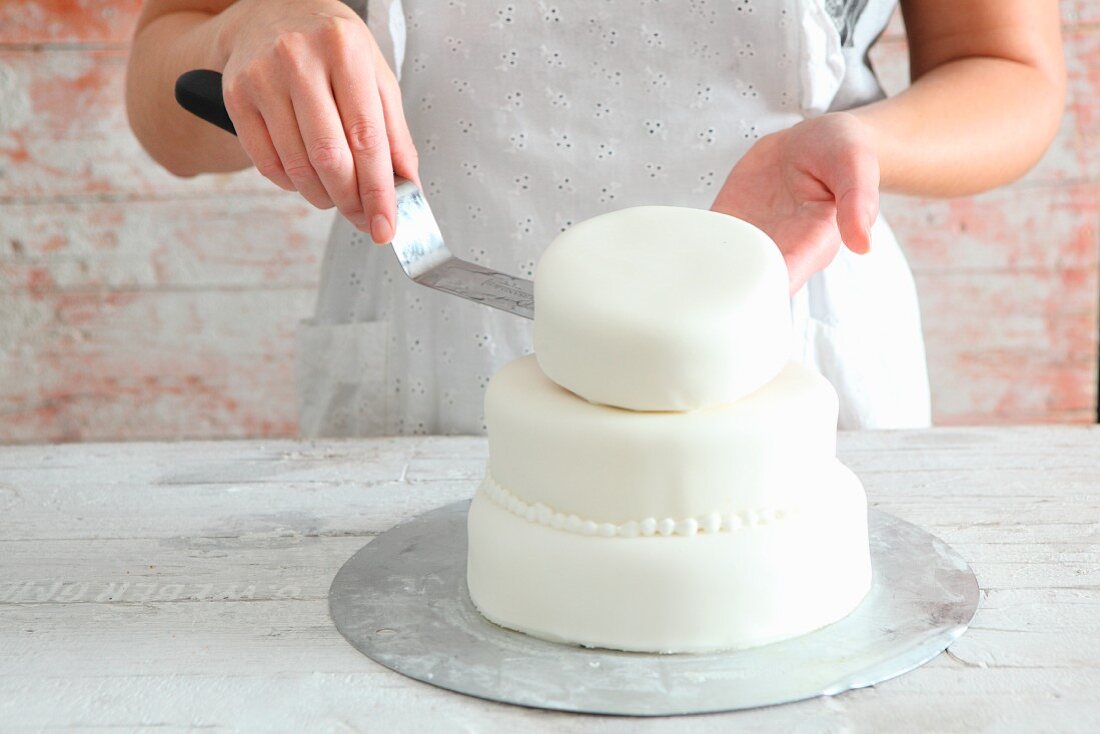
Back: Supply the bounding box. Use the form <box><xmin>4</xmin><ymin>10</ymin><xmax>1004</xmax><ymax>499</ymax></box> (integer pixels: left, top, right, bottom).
<box><xmin>330</xmin><ymin>500</ymin><xmax>979</xmax><ymax>716</ymax></box>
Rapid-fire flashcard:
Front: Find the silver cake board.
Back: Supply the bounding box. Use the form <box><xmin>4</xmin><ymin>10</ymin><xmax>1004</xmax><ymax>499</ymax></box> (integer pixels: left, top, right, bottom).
<box><xmin>329</xmin><ymin>500</ymin><xmax>979</xmax><ymax>716</ymax></box>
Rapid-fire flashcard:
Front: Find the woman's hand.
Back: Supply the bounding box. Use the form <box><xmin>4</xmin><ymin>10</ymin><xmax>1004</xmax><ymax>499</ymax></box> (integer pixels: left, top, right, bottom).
<box><xmin>215</xmin><ymin>0</ymin><xmax>418</xmax><ymax>243</ymax></box>
<box><xmin>711</xmin><ymin>113</ymin><xmax>879</xmax><ymax>293</ymax></box>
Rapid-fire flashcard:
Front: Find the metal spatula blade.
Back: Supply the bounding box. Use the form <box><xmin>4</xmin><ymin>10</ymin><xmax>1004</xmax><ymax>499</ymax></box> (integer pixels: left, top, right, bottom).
<box><xmin>175</xmin><ymin>69</ymin><xmax>534</xmax><ymax>320</ymax></box>
<box><xmin>392</xmin><ymin>178</ymin><xmax>533</xmax><ymax>319</ymax></box>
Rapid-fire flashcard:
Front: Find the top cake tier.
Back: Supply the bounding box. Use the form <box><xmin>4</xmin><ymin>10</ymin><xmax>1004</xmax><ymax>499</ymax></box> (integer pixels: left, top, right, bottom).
<box><xmin>533</xmin><ymin>206</ymin><xmax>791</xmax><ymax>411</ymax></box>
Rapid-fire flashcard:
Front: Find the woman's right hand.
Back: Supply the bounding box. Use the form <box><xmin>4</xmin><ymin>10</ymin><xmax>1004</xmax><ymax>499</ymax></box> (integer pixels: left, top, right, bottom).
<box><xmin>215</xmin><ymin>0</ymin><xmax>417</xmax><ymax>243</ymax></box>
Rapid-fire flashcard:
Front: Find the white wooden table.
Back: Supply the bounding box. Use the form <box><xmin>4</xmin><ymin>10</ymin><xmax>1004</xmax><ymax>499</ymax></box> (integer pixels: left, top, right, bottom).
<box><xmin>2</xmin><ymin>427</ymin><xmax>1098</xmax><ymax>732</ymax></box>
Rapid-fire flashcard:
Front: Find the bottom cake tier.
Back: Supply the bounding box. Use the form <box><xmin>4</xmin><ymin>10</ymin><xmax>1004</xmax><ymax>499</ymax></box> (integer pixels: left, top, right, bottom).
<box><xmin>466</xmin><ymin>461</ymin><xmax>872</xmax><ymax>654</ymax></box>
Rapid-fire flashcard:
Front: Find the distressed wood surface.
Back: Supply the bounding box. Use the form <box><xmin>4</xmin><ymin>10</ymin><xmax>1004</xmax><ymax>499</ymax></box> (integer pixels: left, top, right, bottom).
<box><xmin>871</xmin><ymin>20</ymin><xmax>1100</xmax><ymax>427</ymax></box>
<box><xmin>0</xmin><ymin>195</ymin><xmax>329</xmax><ymax>289</ymax></box>
<box><xmin>0</xmin><ymin>48</ymin><xmax>277</xmax><ymax>199</ymax></box>
<box><xmin>0</xmin><ymin>288</ymin><xmax>319</xmax><ymax>443</ymax></box>
<box><xmin>2</xmin><ymin>1</ymin><xmax>1093</xmax><ymax>51</ymax></box>
<box><xmin>1</xmin><ymin>427</ymin><xmax>1099</xmax><ymax>731</ymax></box>
<box><xmin>0</xmin><ymin>1</ymin><xmax>143</xmax><ymax>45</ymax></box>
<box><xmin>0</xmin><ymin>5</ymin><xmax>1098</xmax><ymax>443</ymax></box>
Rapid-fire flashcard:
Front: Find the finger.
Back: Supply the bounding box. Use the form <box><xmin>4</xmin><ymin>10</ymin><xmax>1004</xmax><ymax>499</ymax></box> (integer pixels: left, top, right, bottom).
<box><xmin>375</xmin><ymin>57</ymin><xmax>420</xmax><ymax>187</ymax></box>
<box><xmin>223</xmin><ymin>87</ymin><xmax>295</xmax><ymax>192</ymax></box>
<box><xmin>290</xmin><ymin>83</ymin><xmax>369</xmax><ymax>230</ymax></box>
<box><xmin>836</xmin><ymin>187</ymin><xmax>876</xmax><ymax>255</ymax></box>
<box><xmin>332</xmin><ymin>52</ymin><xmax>395</xmax><ymax>244</ymax></box>
<box><xmin>260</xmin><ymin>97</ymin><xmax>335</xmax><ymax>210</ymax></box>
<box><xmin>825</xmin><ymin>148</ymin><xmax>878</xmax><ymax>255</ymax></box>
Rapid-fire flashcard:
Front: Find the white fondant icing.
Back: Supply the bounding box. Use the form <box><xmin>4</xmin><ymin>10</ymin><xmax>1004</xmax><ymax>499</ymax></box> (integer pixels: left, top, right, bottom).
<box><xmin>702</xmin><ymin>513</ymin><xmax>721</xmax><ymax>534</ymax></box>
<box><xmin>533</xmin><ymin>206</ymin><xmax>791</xmax><ymax>411</ymax></box>
<box><xmin>486</xmin><ymin>355</ymin><xmax>839</xmax><ymax>523</ymax></box>
<box><xmin>467</xmin><ymin>461</ymin><xmax>872</xmax><ymax>654</ymax></box>
<box><xmin>478</xmin><ymin>474</ymin><xmax>805</xmax><ymax>538</ymax></box>
<box><xmin>676</xmin><ymin>518</ymin><xmax>698</xmax><ymax>537</ymax></box>
<box><xmin>535</xmin><ymin>504</ymin><xmax>551</xmax><ymax>524</ymax></box>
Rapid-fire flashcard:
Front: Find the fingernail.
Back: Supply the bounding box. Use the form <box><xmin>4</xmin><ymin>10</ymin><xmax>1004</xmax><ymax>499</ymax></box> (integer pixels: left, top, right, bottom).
<box><xmin>370</xmin><ymin>215</ymin><xmax>392</xmax><ymax>245</ymax></box>
<box><xmin>350</xmin><ymin>213</ymin><xmax>369</xmax><ymax>230</ymax></box>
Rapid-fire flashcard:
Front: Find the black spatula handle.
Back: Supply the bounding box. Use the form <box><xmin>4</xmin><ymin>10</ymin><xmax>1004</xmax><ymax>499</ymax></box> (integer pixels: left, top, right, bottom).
<box><xmin>175</xmin><ymin>69</ymin><xmax>236</xmax><ymax>135</ymax></box>
<box><xmin>174</xmin><ymin>68</ymin><xmax>413</xmax><ymax>206</ymax></box>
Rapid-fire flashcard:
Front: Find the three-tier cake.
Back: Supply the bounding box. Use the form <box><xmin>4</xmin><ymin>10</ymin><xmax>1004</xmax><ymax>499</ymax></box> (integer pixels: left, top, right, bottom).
<box><xmin>466</xmin><ymin>206</ymin><xmax>872</xmax><ymax>653</ymax></box>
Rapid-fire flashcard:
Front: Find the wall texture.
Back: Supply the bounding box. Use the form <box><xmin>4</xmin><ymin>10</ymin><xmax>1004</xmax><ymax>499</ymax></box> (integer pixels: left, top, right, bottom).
<box><xmin>1</xmin><ymin>2</ymin><xmax>1097</xmax><ymax>443</ymax></box>
<box><xmin>872</xmin><ymin>5</ymin><xmax>1100</xmax><ymax>425</ymax></box>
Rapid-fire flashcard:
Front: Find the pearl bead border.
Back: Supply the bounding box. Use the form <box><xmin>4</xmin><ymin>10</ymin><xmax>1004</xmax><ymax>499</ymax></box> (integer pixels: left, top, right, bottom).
<box><xmin>479</xmin><ymin>475</ymin><xmax>794</xmax><ymax>538</ymax></box>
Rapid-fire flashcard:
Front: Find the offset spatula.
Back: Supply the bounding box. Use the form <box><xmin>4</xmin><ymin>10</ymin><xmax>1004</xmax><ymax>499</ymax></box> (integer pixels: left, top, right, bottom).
<box><xmin>175</xmin><ymin>69</ymin><xmax>534</xmax><ymax>319</ymax></box>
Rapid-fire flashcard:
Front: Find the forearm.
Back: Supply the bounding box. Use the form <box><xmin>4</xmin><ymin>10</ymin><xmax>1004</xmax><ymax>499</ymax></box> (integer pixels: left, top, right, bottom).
<box><xmin>126</xmin><ymin>5</ymin><xmax>250</xmax><ymax>176</ymax></box>
<box><xmin>852</xmin><ymin>55</ymin><xmax>1065</xmax><ymax>197</ymax></box>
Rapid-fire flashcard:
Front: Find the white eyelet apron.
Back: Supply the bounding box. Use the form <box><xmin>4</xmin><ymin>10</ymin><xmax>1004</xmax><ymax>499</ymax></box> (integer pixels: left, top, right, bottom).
<box><xmin>297</xmin><ymin>0</ymin><xmax>932</xmax><ymax>437</ymax></box>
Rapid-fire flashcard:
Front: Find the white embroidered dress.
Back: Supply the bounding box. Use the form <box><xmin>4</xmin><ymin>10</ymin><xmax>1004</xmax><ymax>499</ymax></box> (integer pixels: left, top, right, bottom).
<box><xmin>298</xmin><ymin>0</ymin><xmax>931</xmax><ymax>436</ymax></box>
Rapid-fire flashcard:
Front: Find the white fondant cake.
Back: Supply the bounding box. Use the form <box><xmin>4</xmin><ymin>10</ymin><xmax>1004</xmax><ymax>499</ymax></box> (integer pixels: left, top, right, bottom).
<box><xmin>466</xmin><ymin>205</ymin><xmax>872</xmax><ymax>654</ymax></box>
<box><xmin>467</xmin><ymin>462</ymin><xmax>870</xmax><ymax>654</ymax></box>
<box><xmin>467</xmin><ymin>357</ymin><xmax>872</xmax><ymax>653</ymax></box>
<box><xmin>485</xmin><ymin>356</ymin><xmax>838</xmax><ymax>524</ymax></box>
<box><xmin>533</xmin><ymin>206</ymin><xmax>791</xmax><ymax>411</ymax></box>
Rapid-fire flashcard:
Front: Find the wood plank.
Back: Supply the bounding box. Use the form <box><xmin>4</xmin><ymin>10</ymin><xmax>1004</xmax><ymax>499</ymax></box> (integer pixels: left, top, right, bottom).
<box><xmin>10</xmin><ymin>536</ymin><xmax>1090</xmax><ymax>617</ymax></box>
<box><xmin>1</xmin><ymin>1</ymin><xmax>1092</xmax><ymax>47</ymax></box>
<box><xmin>915</xmin><ymin>270</ymin><xmax>1098</xmax><ymax>424</ymax></box>
<box><xmin>0</xmin><ymin>538</ymin><xmax>365</xmax><ymax>608</ymax></box>
<box><xmin>1062</xmin><ymin>0</ymin><xmax>1100</xmax><ymax>26</ymax></box>
<box><xmin>0</xmin><ymin>670</ymin><xmax>1095</xmax><ymax>732</ymax></box>
<box><xmin>2</xmin><ymin>594</ymin><xmax>1098</xmax><ymax>679</ymax></box>
<box><xmin>0</xmin><ymin>48</ymin><xmax>273</xmax><ymax>199</ymax></box>
<box><xmin>0</xmin><ymin>288</ymin><xmax>318</xmax><ymax>443</ymax></box>
<box><xmin>1065</xmin><ymin>26</ymin><xmax>1100</xmax><ymax>183</ymax></box>
<box><xmin>4</xmin><ymin>538</ymin><xmax>1096</xmax><ymax>669</ymax></box>
<box><xmin>0</xmin><ymin>430</ymin><xmax>1097</xmax><ymax>730</ymax></box>
<box><xmin>0</xmin><ymin>195</ymin><xmax>331</xmax><ymax>290</ymax></box>
<box><xmin>884</xmin><ymin>182</ymin><xmax>1100</xmax><ymax>274</ymax></box>
<box><xmin>13</xmin><ymin>425</ymin><xmax>1098</xmax><ymax>474</ymax></box>
<box><xmin>0</xmin><ymin>437</ymin><xmax>485</xmax><ymax>540</ymax></box>
<box><xmin>0</xmin><ymin>1</ymin><xmax>142</xmax><ymax>46</ymax></box>
<box><xmin>4</xmin><ymin>428</ymin><xmax>1099</xmax><ymax>539</ymax></box>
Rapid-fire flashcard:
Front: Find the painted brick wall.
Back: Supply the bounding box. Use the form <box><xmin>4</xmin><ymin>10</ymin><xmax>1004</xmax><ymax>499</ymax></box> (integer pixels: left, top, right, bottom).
<box><xmin>1</xmin><ymin>2</ymin><xmax>1097</xmax><ymax>443</ymax></box>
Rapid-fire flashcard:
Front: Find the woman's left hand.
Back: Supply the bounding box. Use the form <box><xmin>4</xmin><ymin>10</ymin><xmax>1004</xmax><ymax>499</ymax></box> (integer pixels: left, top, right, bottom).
<box><xmin>711</xmin><ymin>112</ymin><xmax>879</xmax><ymax>294</ymax></box>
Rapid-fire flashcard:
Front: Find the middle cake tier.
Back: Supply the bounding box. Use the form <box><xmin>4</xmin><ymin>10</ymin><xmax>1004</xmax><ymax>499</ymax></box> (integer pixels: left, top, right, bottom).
<box><xmin>486</xmin><ymin>355</ymin><xmax>840</xmax><ymax>524</ymax></box>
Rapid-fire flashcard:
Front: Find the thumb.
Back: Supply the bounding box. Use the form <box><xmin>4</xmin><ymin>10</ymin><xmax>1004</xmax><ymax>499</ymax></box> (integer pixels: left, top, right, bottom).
<box><xmin>835</xmin><ymin>186</ymin><xmax>878</xmax><ymax>255</ymax></box>
<box><xmin>826</xmin><ymin>141</ymin><xmax>879</xmax><ymax>255</ymax></box>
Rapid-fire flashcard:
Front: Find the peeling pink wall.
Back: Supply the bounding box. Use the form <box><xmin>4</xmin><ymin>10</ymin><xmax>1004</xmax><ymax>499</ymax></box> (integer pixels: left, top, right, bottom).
<box><xmin>0</xmin><ymin>2</ymin><xmax>332</xmax><ymax>443</ymax></box>
<box><xmin>872</xmin><ymin>9</ymin><xmax>1100</xmax><ymax>425</ymax></box>
<box><xmin>1</xmin><ymin>2</ymin><xmax>1097</xmax><ymax>442</ymax></box>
